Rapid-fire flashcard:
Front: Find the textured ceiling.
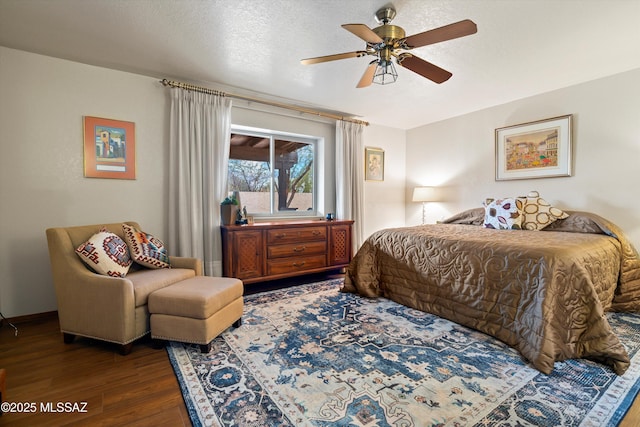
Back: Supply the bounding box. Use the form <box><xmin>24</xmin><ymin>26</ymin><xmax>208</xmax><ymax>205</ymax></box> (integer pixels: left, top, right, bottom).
<box><xmin>1</xmin><ymin>0</ymin><xmax>639</xmax><ymax>129</ymax></box>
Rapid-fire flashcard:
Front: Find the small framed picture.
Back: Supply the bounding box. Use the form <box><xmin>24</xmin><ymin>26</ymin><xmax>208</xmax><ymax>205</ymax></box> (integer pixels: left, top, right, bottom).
<box><xmin>495</xmin><ymin>114</ymin><xmax>572</xmax><ymax>181</ymax></box>
<box><xmin>83</xmin><ymin>116</ymin><xmax>136</xmax><ymax>179</ymax></box>
<box><xmin>365</xmin><ymin>147</ymin><xmax>384</xmax><ymax>181</ymax></box>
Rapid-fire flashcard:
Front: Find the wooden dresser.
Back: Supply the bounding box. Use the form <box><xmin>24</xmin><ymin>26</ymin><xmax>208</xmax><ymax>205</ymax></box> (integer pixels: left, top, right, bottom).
<box><xmin>221</xmin><ymin>220</ymin><xmax>353</xmax><ymax>284</ymax></box>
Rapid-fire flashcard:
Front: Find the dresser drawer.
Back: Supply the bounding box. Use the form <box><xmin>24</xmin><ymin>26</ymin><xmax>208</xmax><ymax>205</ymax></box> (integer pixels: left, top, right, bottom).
<box><xmin>267</xmin><ymin>241</ymin><xmax>327</xmax><ymax>259</ymax></box>
<box><xmin>267</xmin><ymin>227</ymin><xmax>326</xmax><ymax>244</ymax></box>
<box><xmin>266</xmin><ymin>255</ymin><xmax>326</xmax><ymax>276</ymax></box>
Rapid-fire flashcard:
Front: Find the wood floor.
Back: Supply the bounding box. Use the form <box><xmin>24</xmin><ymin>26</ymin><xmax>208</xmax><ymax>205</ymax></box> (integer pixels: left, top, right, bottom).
<box><xmin>1</xmin><ymin>315</ymin><xmax>190</xmax><ymax>426</ymax></box>
<box><xmin>1</xmin><ymin>274</ymin><xmax>639</xmax><ymax>426</ymax></box>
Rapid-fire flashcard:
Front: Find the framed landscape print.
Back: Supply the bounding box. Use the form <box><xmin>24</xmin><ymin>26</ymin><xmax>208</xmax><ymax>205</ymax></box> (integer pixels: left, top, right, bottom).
<box><xmin>83</xmin><ymin>116</ymin><xmax>136</xmax><ymax>179</ymax></box>
<box><xmin>495</xmin><ymin>114</ymin><xmax>572</xmax><ymax>181</ymax></box>
<box><xmin>365</xmin><ymin>147</ymin><xmax>384</xmax><ymax>181</ymax></box>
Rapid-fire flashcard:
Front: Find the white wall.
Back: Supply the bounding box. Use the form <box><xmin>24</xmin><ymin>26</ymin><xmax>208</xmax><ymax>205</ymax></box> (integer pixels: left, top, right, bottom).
<box><xmin>0</xmin><ymin>47</ymin><xmax>170</xmax><ymax>318</ymax></box>
<box><xmin>6</xmin><ymin>44</ymin><xmax>634</xmax><ymax>318</ymax></box>
<box><xmin>363</xmin><ymin>125</ymin><xmax>406</xmax><ymax>239</ymax></box>
<box><xmin>406</xmin><ymin>68</ymin><xmax>640</xmax><ymax>250</ymax></box>
<box><xmin>0</xmin><ymin>47</ymin><xmax>404</xmax><ymax>317</ymax></box>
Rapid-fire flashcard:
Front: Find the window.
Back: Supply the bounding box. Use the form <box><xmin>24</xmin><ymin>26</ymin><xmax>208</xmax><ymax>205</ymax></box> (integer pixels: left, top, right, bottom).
<box><xmin>228</xmin><ymin>126</ymin><xmax>317</xmax><ymax>217</ymax></box>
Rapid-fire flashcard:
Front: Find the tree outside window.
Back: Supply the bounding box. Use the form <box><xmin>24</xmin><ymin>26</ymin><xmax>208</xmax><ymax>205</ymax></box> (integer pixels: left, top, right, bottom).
<box><xmin>228</xmin><ymin>130</ymin><xmax>316</xmax><ymax>216</ymax></box>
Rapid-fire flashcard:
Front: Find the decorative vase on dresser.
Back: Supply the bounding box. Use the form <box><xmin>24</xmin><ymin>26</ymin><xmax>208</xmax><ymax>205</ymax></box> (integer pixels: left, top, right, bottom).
<box><xmin>220</xmin><ymin>204</ymin><xmax>240</xmax><ymax>226</ymax></box>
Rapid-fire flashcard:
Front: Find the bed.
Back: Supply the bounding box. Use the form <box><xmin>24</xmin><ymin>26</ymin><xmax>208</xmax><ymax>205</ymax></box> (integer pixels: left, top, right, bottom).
<box><xmin>343</xmin><ymin>208</ymin><xmax>640</xmax><ymax>375</ymax></box>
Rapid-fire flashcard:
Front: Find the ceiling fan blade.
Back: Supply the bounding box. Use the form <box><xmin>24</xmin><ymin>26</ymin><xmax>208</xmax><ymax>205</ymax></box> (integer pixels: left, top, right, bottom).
<box><xmin>397</xmin><ymin>54</ymin><xmax>452</xmax><ymax>84</ymax></box>
<box><xmin>402</xmin><ymin>19</ymin><xmax>477</xmax><ymax>49</ymax></box>
<box><xmin>342</xmin><ymin>24</ymin><xmax>384</xmax><ymax>44</ymax></box>
<box><xmin>301</xmin><ymin>51</ymin><xmax>368</xmax><ymax>65</ymax></box>
<box><xmin>356</xmin><ymin>61</ymin><xmax>378</xmax><ymax>88</ymax></box>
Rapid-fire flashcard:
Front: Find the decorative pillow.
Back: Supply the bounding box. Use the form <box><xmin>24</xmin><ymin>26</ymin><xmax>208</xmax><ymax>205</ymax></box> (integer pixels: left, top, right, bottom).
<box><xmin>483</xmin><ymin>197</ymin><xmax>524</xmax><ymax>230</ymax></box>
<box><xmin>542</xmin><ymin>210</ymin><xmax>602</xmax><ymax>234</ymax></box>
<box><xmin>520</xmin><ymin>191</ymin><xmax>569</xmax><ymax>231</ymax></box>
<box><xmin>122</xmin><ymin>223</ymin><xmax>170</xmax><ymax>269</ymax></box>
<box><xmin>76</xmin><ymin>228</ymin><xmax>132</xmax><ymax>277</ymax></box>
<box><xmin>441</xmin><ymin>207</ymin><xmax>486</xmax><ymax>226</ymax></box>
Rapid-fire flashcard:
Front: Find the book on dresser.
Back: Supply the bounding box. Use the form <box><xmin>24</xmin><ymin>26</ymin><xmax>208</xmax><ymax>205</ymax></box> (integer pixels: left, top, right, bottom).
<box><xmin>221</xmin><ymin>219</ymin><xmax>354</xmax><ymax>284</ymax></box>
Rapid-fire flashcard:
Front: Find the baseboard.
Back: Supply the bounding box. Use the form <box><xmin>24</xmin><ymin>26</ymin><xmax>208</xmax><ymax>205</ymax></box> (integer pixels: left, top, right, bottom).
<box><xmin>1</xmin><ymin>310</ymin><xmax>57</xmax><ymax>326</ymax></box>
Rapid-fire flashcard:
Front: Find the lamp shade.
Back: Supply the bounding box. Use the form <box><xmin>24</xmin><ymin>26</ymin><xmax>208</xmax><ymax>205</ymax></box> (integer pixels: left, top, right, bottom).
<box><xmin>412</xmin><ymin>186</ymin><xmax>436</xmax><ymax>202</ymax></box>
<box><xmin>373</xmin><ymin>60</ymin><xmax>398</xmax><ymax>85</ymax></box>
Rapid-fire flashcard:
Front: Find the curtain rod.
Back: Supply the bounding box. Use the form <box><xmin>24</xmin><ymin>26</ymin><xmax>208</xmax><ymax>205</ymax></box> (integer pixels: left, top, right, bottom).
<box><xmin>160</xmin><ymin>79</ymin><xmax>369</xmax><ymax>126</ymax></box>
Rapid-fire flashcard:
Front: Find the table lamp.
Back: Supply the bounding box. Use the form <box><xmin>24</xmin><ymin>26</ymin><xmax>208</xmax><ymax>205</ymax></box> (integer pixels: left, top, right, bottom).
<box><xmin>412</xmin><ymin>186</ymin><xmax>437</xmax><ymax>224</ymax></box>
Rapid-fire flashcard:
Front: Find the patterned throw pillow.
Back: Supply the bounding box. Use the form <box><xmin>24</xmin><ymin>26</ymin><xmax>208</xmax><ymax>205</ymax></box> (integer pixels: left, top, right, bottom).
<box><xmin>122</xmin><ymin>223</ymin><xmax>170</xmax><ymax>269</ymax></box>
<box><xmin>483</xmin><ymin>197</ymin><xmax>524</xmax><ymax>230</ymax></box>
<box><xmin>520</xmin><ymin>191</ymin><xmax>569</xmax><ymax>230</ymax></box>
<box><xmin>76</xmin><ymin>229</ymin><xmax>132</xmax><ymax>277</ymax></box>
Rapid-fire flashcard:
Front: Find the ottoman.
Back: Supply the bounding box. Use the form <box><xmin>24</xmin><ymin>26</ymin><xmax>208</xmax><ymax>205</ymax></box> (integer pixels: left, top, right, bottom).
<box><xmin>149</xmin><ymin>276</ymin><xmax>243</xmax><ymax>352</ymax></box>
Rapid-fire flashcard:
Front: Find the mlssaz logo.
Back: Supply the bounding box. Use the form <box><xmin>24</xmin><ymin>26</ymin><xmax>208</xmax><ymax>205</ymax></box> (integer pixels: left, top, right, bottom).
<box><xmin>40</xmin><ymin>402</ymin><xmax>88</xmax><ymax>413</ymax></box>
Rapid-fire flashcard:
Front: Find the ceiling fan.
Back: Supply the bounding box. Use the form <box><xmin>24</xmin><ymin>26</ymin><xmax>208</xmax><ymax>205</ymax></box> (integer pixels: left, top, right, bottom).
<box><xmin>301</xmin><ymin>6</ymin><xmax>477</xmax><ymax>88</ymax></box>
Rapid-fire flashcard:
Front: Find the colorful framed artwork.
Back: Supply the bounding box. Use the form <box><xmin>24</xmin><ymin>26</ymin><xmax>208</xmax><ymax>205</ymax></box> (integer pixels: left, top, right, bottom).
<box><xmin>495</xmin><ymin>114</ymin><xmax>572</xmax><ymax>181</ymax></box>
<box><xmin>365</xmin><ymin>147</ymin><xmax>384</xmax><ymax>181</ymax></box>
<box><xmin>83</xmin><ymin>116</ymin><xmax>136</xmax><ymax>179</ymax></box>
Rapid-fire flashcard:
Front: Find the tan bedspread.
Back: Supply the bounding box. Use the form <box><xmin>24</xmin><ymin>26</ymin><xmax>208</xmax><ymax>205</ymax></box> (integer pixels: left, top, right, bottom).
<box><xmin>343</xmin><ymin>211</ymin><xmax>640</xmax><ymax>375</ymax></box>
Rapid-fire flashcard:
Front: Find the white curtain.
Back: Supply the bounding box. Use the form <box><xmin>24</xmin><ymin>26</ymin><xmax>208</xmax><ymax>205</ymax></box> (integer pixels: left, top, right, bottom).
<box><xmin>168</xmin><ymin>89</ymin><xmax>232</xmax><ymax>276</ymax></box>
<box><xmin>335</xmin><ymin>120</ymin><xmax>365</xmax><ymax>254</ymax></box>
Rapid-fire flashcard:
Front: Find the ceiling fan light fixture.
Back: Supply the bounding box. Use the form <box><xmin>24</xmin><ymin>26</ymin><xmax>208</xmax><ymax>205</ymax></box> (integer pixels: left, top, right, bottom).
<box><xmin>372</xmin><ymin>60</ymin><xmax>398</xmax><ymax>85</ymax></box>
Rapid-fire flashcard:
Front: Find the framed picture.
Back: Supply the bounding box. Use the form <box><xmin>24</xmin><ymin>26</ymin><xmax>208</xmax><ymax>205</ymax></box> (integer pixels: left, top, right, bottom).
<box><xmin>83</xmin><ymin>116</ymin><xmax>136</xmax><ymax>179</ymax></box>
<box><xmin>365</xmin><ymin>147</ymin><xmax>384</xmax><ymax>181</ymax></box>
<box><xmin>495</xmin><ymin>114</ymin><xmax>572</xmax><ymax>181</ymax></box>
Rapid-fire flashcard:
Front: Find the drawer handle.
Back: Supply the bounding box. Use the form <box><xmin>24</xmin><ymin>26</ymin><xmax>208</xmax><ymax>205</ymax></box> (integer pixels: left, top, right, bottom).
<box><xmin>312</xmin><ymin>230</ymin><xmax>321</xmax><ymax>236</ymax></box>
<box><xmin>292</xmin><ymin>246</ymin><xmax>306</xmax><ymax>253</ymax></box>
<box><xmin>275</xmin><ymin>233</ymin><xmax>286</xmax><ymax>238</ymax></box>
<box><xmin>292</xmin><ymin>261</ymin><xmax>306</xmax><ymax>268</ymax></box>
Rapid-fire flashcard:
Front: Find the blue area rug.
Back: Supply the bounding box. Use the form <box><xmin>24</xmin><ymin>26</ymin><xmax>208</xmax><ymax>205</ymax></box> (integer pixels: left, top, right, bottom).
<box><xmin>166</xmin><ymin>279</ymin><xmax>640</xmax><ymax>426</ymax></box>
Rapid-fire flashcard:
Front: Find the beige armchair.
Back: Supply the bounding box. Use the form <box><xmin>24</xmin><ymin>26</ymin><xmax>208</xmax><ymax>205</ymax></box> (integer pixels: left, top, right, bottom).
<box><xmin>46</xmin><ymin>221</ymin><xmax>202</xmax><ymax>354</ymax></box>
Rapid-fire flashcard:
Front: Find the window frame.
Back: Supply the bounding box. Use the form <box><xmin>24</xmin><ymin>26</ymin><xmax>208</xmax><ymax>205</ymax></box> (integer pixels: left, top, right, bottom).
<box><xmin>229</xmin><ymin>124</ymin><xmax>320</xmax><ymax>219</ymax></box>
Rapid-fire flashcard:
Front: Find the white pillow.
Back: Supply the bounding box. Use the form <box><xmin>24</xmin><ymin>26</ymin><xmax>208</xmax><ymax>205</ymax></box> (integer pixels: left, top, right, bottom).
<box><xmin>76</xmin><ymin>229</ymin><xmax>132</xmax><ymax>277</ymax></box>
<box><xmin>483</xmin><ymin>197</ymin><xmax>524</xmax><ymax>230</ymax></box>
